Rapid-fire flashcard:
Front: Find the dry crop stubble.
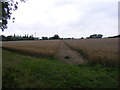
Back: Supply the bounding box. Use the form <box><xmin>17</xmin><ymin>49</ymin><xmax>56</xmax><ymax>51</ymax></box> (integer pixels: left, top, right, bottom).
<box><xmin>65</xmin><ymin>38</ymin><xmax>118</xmax><ymax>67</ymax></box>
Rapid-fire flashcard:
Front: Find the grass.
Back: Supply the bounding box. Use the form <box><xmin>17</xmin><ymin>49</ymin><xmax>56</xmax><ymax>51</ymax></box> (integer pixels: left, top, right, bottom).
<box><xmin>3</xmin><ymin>50</ymin><xmax>118</xmax><ymax>88</ymax></box>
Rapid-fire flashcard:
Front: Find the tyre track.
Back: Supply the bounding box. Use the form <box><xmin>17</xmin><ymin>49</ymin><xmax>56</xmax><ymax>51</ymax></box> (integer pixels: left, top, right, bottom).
<box><xmin>58</xmin><ymin>41</ymin><xmax>85</xmax><ymax>65</ymax></box>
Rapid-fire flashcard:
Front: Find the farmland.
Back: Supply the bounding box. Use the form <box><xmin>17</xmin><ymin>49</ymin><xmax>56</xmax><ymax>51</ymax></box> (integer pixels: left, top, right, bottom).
<box><xmin>2</xmin><ymin>39</ymin><xmax>119</xmax><ymax>88</ymax></box>
<box><xmin>3</xmin><ymin>38</ymin><xmax>118</xmax><ymax>67</ymax></box>
<box><xmin>65</xmin><ymin>38</ymin><xmax>118</xmax><ymax>67</ymax></box>
<box><xmin>2</xmin><ymin>40</ymin><xmax>60</xmax><ymax>58</ymax></box>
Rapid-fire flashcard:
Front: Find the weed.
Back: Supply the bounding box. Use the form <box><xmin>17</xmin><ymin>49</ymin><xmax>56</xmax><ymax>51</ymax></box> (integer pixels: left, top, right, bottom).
<box><xmin>64</xmin><ymin>56</ymin><xmax>71</xmax><ymax>59</ymax></box>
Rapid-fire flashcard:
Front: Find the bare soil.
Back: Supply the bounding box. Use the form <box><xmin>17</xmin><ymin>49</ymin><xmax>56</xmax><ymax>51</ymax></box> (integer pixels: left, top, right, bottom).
<box><xmin>58</xmin><ymin>41</ymin><xmax>85</xmax><ymax>65</ymax></box>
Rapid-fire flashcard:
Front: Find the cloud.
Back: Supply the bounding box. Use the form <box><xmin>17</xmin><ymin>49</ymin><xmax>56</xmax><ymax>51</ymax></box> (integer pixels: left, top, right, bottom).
<box><xmin>1</xmin><ymin>0</ymin><xmax>118</xmax><ymax>38</ymax></box>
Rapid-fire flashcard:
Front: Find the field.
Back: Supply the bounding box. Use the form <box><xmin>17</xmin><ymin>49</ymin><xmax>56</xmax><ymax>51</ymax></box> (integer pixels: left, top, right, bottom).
<box><xmin>65</xmin><ymin>38</ymin><xmax>118</xmax><ymax>67</ymax></box>
<box><xmin>2</xmin><ymin>39</ymin><xmax>119</xmax><ymax>88</ymax></box>
<box><xmin>2</xmin><ymin>40</ymin><xmax>60</xmax><ymax>58</ymax></box>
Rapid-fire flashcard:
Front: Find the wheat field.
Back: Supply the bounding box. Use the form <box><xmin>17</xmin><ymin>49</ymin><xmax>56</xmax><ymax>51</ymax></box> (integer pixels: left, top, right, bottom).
<box><xmin>2</xmin><ymin>38</ymin><xmax>119</xmax><ymax>66</ymax></box>
<box><xmin>2</xmin><ymin>40</ymin><xmax>60</xmax><ymax>58</ymax></box>
<box><xmin>64</xmin><ymin>38</ymin><xmax>118</xmax><ymax>66</ymax></box>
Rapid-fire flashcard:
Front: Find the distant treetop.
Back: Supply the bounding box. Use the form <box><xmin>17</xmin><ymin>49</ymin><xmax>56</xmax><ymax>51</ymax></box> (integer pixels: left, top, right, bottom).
<box><xmin>87</xmin><ymin>34</ymin><xmax>103</xmax><ymax>39</ymax></box>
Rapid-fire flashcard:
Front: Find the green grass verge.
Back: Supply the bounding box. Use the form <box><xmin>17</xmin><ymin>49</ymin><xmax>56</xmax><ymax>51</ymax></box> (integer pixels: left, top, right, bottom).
<box><xmin>2</xmin><ymin>50</ymin><xmax>118</xmax><ymax>88</ymax></box>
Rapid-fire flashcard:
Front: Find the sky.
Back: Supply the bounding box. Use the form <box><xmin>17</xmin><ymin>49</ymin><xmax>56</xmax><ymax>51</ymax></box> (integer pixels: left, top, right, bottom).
<box><xmin>0</xmin><ymin>0</ymin><xmax>119</xmax><ymax>38</ymax></box>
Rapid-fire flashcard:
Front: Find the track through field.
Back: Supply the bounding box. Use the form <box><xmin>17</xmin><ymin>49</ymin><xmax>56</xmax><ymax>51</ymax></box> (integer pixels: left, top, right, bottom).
<box><xmin>58</xmin><ymin>41</ymin><xmax>85</xmax><ymax>65</ymax></box>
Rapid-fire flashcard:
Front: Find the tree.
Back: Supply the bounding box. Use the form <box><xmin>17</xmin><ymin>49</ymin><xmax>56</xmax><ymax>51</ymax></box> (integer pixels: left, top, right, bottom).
<box><xmin>81</xmin><ymin>37</ymin><xmax>84</xmax><ymax>39</ymax></box>
<box><xmin>52</xmin><ymin>34</ymin><xmax>60</xmax><ymax>39</ymax></box>
<box><xmin>87</xmin><ymin>34</ymin><xmax>103</xmax><ymax>39</ymax></box>
<box><xmin>49</xmin><ymin>34</ymin><xmax>60</xmax><ymax>40</ymax></box>
<box><xmin>42</xmin><ymin>37</ymin><xmax>48</xmax><ymax>40</ymax></box>
<box><xmin>97</xmin><ymin>34</ymin><xmax>103</xmax><ymax>38</ymax></box>
<box><xmin>0</xmin><ymin>0</ymin><xmax>27</xmax><ymax>31</ymax></box>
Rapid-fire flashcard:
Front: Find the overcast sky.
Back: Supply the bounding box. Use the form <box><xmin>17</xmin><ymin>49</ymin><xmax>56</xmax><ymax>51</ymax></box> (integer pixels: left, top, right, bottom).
<box><xmin>1</xmin><ymin>0</ymin><xmax>119</xmax><ymax>38</ymax></box>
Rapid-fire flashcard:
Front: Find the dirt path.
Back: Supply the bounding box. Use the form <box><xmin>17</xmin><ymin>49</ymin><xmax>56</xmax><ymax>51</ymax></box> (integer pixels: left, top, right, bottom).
<box><xmin>58</xmin><ymin>41</ymin><xmax>85</xmax><ymax>65</ymax></box>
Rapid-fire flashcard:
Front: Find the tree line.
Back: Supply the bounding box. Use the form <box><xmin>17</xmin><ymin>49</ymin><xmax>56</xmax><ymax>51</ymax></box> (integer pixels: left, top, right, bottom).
<box><xmin>0</xmin><ymin>34</ymin><xmax>38</xmax><ymax>41</ymax></box>
<box><xmin>0</xmin><ymin>34</ymin><xmax>61</xmax><ymax>41</ymax></box>
<box><xmin>1</xmin><ymin>34</ymin><xmax>120</xmax><ymax>41</ymax></box>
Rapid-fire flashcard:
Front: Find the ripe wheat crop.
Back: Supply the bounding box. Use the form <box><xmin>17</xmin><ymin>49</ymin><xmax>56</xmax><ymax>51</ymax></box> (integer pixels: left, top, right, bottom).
<box><xmin>65</xmin><ymin>38</ymin><xmax>118</xmax><ymax>67</ymax></box>
<box><xmin>2</xmin><ymin>38</ymin><xmax>119</xmax><ymax>67</ymax></box>
<box><xmin>2</xmin><ymin>40</ymin><xmax>60</xmax><ymax>58</ymax></box>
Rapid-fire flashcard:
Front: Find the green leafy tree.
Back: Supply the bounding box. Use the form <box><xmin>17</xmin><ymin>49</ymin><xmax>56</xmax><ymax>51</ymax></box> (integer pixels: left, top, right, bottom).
<box><xmin>0</xmin><ymin>0</ymin><xmax>27</xmax><ymax>31</ymax></box>
<box><xmin>52</xmin><ymin>34</ymin><xmax>60</xmax><ymax>39</ymax></box>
